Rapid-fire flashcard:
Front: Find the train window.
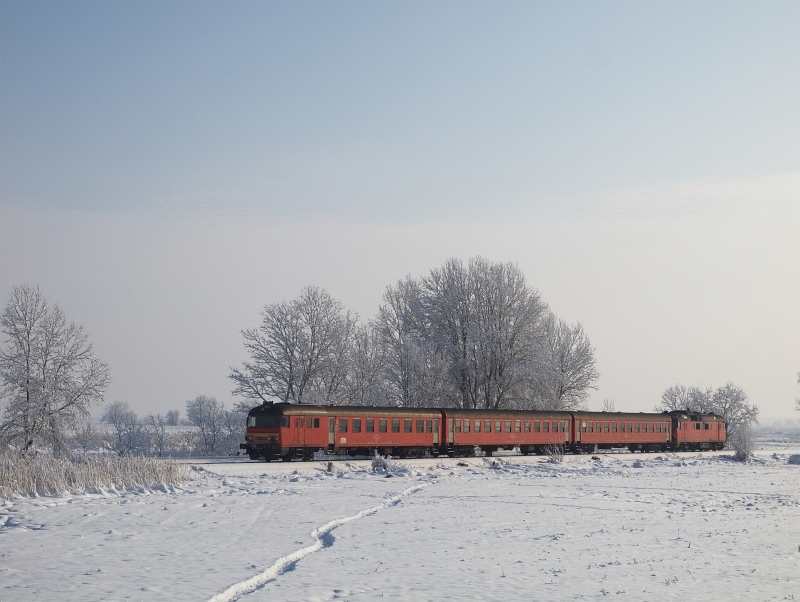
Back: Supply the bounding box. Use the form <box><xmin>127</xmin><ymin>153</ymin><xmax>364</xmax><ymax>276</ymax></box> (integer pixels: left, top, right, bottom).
<box><xmin>486</xmin><ymin>420</ymin><xmax>493</xmax><ymax>432</ymax></box>
<box><xmin>247</xmin><ymin>417</ymin><xmax>256</xmax><ymax>427</ymax></box>
<box><xmin>655</xmin><ymin>423</ymin><xmax>660</xmax><ymax>433</ymax></box>
<box><xmin>305</xmin><ymin>417</ymin><xmax>312</xmax><ymax>428</ymax></box>
<box><xmin>628</xmin><ymin>422</ymin><xmax>632</xmax><ymax>432</ymax></box>
<box><xmin>649</xmin><ymin>423</ymin><xmax>655</xmax><ymax>432</ymax></box>
<box><xmin>524</xmin><ymin>421</ymin><xmax>530</xmax><ymax>433</ymax></box>
<box><xmin>634</xmin><ymin>422</ymin><xmax>639</xmax><ymax>433</ymax></box>
<box><xmin>495</xmin><ymin>420</ymin><xmax>502</xmax><ymax>432</ymax></box>
<box><xmin>475</xmin><ymin>420</ymin><xmax>481</xmax><ymax>433</ymax></box>
<box><xmin>534</xmin><ymin>421</ymin><xmax>540</xmax><ymax>433</ymax></box>
<box><xmin>505</xmin><ymin>421</ymin><xmax>511</xmax><ymax>433</ymax></box>
<box><xmin>603</xmin><ymin>422</ymin><xmax>609</xmax><ymax>433</ymax></box>
<box><xmin>455</xmin><ymin>420</ymin><xmax>461</xmax><ymax>433</ymax></box>
<box><xmin>417</xmin><ymin>420</ymin><xmax>424</xmax><ymax>433</ymax></box>
<box><xmin>339</xmin><ymin>419</ymin><xmax>348</xmax><ymax>433</ymax></box>
<box><xmin>314</xmin><ymin>418</ymin><xmax>320</xmax><ymax>428</ymax></box>
<box><xmin>366</xmin><ymin>419</ymin><xmax>374</xmax><ymax>433</ymax></box>
<box><xmin>434</xmin><ymin>419</ymin><xmax>439</xmax><ymax>433</ymax></box>
<box><xmin>463</xmin><ymin>420</ymin><xmax>470</xmax><ymax>433</ymax></box>
<box><xmin>612</xmin><ymin>422</ymin><xmax>618</xmax><ymax>433</ymax></box>
<box><xmin>282</xmin><ymin>416</ymin><xmax>290</xmax><ymax>428</ymax></box>
<box><xmin>543</xmin><ymin>421</ymin><xmax>549</xmax><ymax>433</ymax></box>
<box><xmin>426</xmin><ymin>420</ymin><xmax>433</xmax><ymax>433</ymax></box>
<box><xmin>294</xmin><ymin>418</ymin><xmax>299</xmax><ymax>428</ymax></box>
<box><xmin>620</xmin><ymin>422</ymin><xmax>625</xmax><ymax>433</ymax></box>
<box><xmin>379</xmin><ymin>419</ymin><xmax>387</xmax><ymax>433</ymax></box>
<box><xmin>403</xmin><ymin>419</ymin><xmax>412</xmax><ymax>433</ymax></box>
<box><xmin>392</xmin><ymin>419</ymin><xmax>400</xmax><ymax>433</ymax></box>
<box><xmin>704</xmin><ymin>423</ymin><xmax>710</xmax><ymax>430</ymax></box>
<box><xmin>587</xmin><ymin>422</ymin><xmax>593</xmax><ymax>433</ymax></box>
<box><xmin>560</xmin><ymin>421</ymin><xmax>566</xmax><ymax>433</ymax></box>
<box><xmin>353</xmin><ymin>419</ymin><xmax>362</xmax><ymax>433</ymax></box>
<box><xmin>515</xmin><ymin>420</ymin><xmax>521</xmax><ymax>433</ymax></box>
<box><xmin>329</xmin><ymin>417</ymin><xmax>335</xmax><ymax>432</ymax></box>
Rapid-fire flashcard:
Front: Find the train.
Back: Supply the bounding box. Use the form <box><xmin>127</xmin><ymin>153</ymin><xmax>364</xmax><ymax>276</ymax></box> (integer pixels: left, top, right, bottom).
<box><xmin>240</xmin><ymin>403</ymin><xmax>727</xmax><ymax>461</ymax></box>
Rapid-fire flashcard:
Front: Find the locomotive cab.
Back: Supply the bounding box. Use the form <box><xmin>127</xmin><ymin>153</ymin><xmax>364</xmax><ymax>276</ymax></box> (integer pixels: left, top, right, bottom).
<box><xmin>240</xmin><ymin>403</ymin><xmax>284</xmax><ymax>461</ymax></box>
<box><xmin>667</xmin><ymin>410</ymin><xmax>726</xmax><ymax>451</ymax></box>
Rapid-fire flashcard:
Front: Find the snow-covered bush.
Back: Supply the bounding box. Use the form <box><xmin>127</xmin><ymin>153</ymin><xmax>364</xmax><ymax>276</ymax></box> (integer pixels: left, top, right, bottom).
<box><xmin>0</xmin><ymin>453</ymin><xmax>187</xmax><ymax>497</ymax></box>
<box><xmin>371</xmin><ymin>455</ymin><xmax>398</xmax><ymax>473</ymax></box>
<box><xmin>730</xmin><ymin>424</ymin><xmax>754</xmax><ymax>461</ymax></box>
<box><xmin>544</xmin><ymin>444</ymin><xmax>564</xmax><ymax>463</ymax></box>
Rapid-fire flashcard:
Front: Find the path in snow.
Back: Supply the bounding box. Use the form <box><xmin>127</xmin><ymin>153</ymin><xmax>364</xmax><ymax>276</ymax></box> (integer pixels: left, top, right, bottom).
<box><xmin>206</xmin><ymin>484</ymin><xmax>425</xmax><ymax>602</ymax></box>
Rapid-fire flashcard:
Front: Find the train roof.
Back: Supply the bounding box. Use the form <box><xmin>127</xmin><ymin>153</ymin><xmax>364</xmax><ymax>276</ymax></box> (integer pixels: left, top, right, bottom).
<box><xmin>442</xmin><ymin>409</ymin><xmax>572</xmax><ymax>419</ymax></box>
<box><xmin>572</xmin><ymin>412</ymin><xmax>673</xmax><ymax>422</ymax></box>
<box><xmin>572</xmin><ymin>411</ymin><xmax>724</xmax><ymax>422</ymax></box>
<box><xmin>246</xmin><ymin>403</ymin><xmax>442</xmax><ymax>418</ymax></box>
<box><xmin>665</xmin><ymin>410</ymin><xmax>726</xmax><ymax>422</ymax></box>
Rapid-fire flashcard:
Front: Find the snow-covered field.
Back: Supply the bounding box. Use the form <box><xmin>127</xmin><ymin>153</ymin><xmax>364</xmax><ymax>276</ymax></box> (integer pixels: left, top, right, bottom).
<box><xmin>3</xmin><ymin>449</ymin><xmax>800</xmax><ymax>601</ymax></box>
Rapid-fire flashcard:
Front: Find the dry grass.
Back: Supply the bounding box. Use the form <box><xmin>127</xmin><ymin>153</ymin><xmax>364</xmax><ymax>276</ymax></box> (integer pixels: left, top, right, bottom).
<box><xmin>0</xmin><ymin>454</ymin><xmax>188</xmax><ymax>498</ymax></box>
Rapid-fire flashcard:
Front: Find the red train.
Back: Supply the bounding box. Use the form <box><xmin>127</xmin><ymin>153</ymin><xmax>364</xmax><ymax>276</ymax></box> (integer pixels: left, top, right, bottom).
<box><xmin>240</xmin><ymin>404</ymin><xmax>726</xmax><ymax>462</ymax></box>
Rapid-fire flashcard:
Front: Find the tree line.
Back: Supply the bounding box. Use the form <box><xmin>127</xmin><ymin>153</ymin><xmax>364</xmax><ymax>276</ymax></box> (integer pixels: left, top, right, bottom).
<box><xmin>230</xmin><ymin>257</ymin><xmax>600</xmax><ymax>411</ymax></box>
<box><xmin>0</xmin><ymin>284</ymin><xmax>244</xmax><ymax>456</ymax></box>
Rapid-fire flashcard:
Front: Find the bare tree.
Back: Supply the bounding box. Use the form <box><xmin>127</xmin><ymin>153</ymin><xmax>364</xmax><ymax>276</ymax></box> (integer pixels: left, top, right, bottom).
<box><xmin>601</xmin><ymin>398</ymin><xmax>616</xmax><ymax>412</ymax></box>
<box><xmin>655</xmin><ymin>382</ymin><xmax>758</xmax><ymax>443</ymax></box>
<box><xmin>343</xmin><ymin>323</ymin><xmax>388</xmax><ymax>406</ymax></box>
<box><xmin>165</xmin><ymin>410</ymin><xmax>180</xmax><ymax>426</ymax></box>
<box><xmin>101</xmin><ymin>401</ymin><xmax>148</xmax><ymax>457</ymax></box>
<box><xmin>229</xmin><ymin>286</ymin><xmax>354</xmax><ymax>404</ymax></box>
<box><xmin>376</xmin><ymin>277</ymin><xmax>448</xmax><ymax>407</ymax></box>
<box><xmin>0</xmin><ymin>285</ymin><xmax>110</xmax><ymax>455</ymax></box>
<box><xmin>186</xmin><ymin>395</ymin><xmax>224</xmax><ymax>455</ymax></box>
<box><xmin>147</xmin><ymin>413</ymin><xmax>169</xmax><ymax>457</ymax></box>
<box><xmin>421</xmin><ymin>257</ymin><xmax>549</xmax><ymax>409</ymax></box>
<box><xmin>527</xmin><ymin>315</ymin><xmax>599</xmax><ymax>411</ymax></box>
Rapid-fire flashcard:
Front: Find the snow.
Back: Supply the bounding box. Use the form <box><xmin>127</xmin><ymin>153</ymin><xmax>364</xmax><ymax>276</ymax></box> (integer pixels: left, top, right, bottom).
<box><xmin>2</xmin><ymin>451</ymin><xmax>800</xmax><ymax>601</ymax></box>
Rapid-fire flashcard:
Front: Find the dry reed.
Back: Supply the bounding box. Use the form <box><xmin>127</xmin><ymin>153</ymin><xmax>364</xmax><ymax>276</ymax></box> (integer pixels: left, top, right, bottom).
<box><xmin>0</xmin><ymin>454</ymin><xmax>188</xmax><ymax>498</ymax></box>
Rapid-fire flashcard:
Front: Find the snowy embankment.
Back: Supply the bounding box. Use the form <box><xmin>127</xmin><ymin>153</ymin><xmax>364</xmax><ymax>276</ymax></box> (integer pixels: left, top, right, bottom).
<box><xmin>2</xmin><ymin>451</ymin><xmax>800</xmax><ymax>601</ymax></box>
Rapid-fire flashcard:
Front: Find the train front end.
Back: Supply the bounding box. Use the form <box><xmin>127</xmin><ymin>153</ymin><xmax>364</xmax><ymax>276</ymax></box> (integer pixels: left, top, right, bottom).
<box><xmin>240</xmin><ymin>404</ymin><xmax>282</xmax><ymax>461</ymax></box>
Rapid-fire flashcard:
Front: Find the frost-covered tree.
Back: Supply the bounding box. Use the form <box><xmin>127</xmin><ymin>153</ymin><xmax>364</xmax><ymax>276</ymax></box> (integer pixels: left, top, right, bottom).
<box><xmin>342</xmin><ymin>323</ymin><xmax>387</xmax><ymax>406</ymax></box>
<box><xmin>229</xmin><ymin>286</ymin><xmax>355</xmax><ymax>404</ymax></box>
<box><xmin>146</xmin><ymin>413</ymin><xmax>169</xmax><ymax>457</ymax></box>
<box><xmin>526</xmin><ymin>315</ymin><xmax>599</xmax><ymax>411</ymax></box>
<box><xmin>101</xmin><ymin>401</ymin><xmax>149</xmax><ymax>457</ymax></box>
<box><xmin>165</xmin><ymin>410</ymin><xmax>180</xmax><ymax>426</ymax></box>
<box><xmin>186</xmin><ymin>395</ymin><xmax>224</xmax><ymax>455</ymax></box>
<box><xmin>420</xmin><ymin>257</ymin><xmax>549</xmax><ymax>409</ymax></box>
<box><xmin>655</xmin><ymin>382</ymin><xmax>758</xmax><ymax>443</ymax></box>
<box><xmin>0</xmin><ymin>285</ymin><xmax>110</xmax><ymax>455</ymax></box>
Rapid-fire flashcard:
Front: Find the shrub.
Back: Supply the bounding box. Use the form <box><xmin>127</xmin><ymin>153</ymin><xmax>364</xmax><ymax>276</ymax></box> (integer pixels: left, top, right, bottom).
<box><xmin>730</xmin><ymin>425</ymin><xmax>754</xmax><ymax>461</ymax></box>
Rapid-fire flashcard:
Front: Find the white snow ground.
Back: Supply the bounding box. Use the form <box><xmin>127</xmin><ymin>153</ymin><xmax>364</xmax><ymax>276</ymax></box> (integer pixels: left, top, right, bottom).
<box><xmin>2</xmin><ymin>450</ymin><xmax>800</xmax><ymax>601</ymax></box>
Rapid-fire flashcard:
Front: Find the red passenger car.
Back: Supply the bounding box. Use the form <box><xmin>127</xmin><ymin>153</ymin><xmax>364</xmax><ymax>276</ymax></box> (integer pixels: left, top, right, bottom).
<box><xmin>571</xmin><ymin>412</ymin><xmax>672</xmax><ymax>453</ymax></box>
<box><xmin>442</xmin><ymin>409</ymin><xmax>572</xmax><ymax>456</ymax></box>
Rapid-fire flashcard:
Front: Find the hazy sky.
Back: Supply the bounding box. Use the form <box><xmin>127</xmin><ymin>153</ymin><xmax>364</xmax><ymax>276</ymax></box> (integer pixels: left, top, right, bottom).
<box><xmin>2</xmin><ymin>1</ymin><xmax>799</xmax><ymax>419</ymax></box>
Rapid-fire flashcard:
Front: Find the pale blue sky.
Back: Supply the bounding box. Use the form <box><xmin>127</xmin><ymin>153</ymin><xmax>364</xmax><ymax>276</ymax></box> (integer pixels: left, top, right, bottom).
<box><xmin>1</xmin><ymin>2</ymin><xmax>799</xmax><ymax>418</ymax></box>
